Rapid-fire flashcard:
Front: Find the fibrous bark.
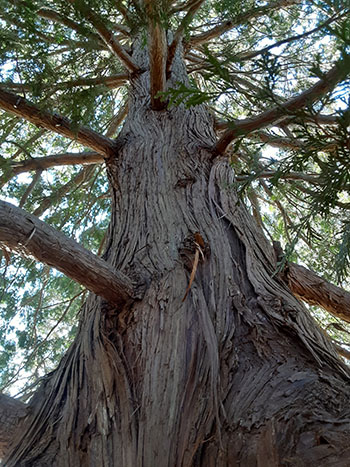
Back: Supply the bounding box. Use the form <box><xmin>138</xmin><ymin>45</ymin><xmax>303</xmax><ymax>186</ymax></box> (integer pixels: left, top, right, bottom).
<box><xmin>0</xmin><ymin>201</ymin><xmax>135</xmax><ymax>306</ymax></box>
<box><xmin>0</xmin><ymin>393</ymin><xmax>27</xmax><ymax>459</ymax></box>
<box><xmin>287</xmin><ymin>262</ymin><xmax>350</xmax><ymax>323</ymax></box>
<box><xmin>215</xmin><ymin>56</ymin><xmax>350</xmax><ymax>153</ymax></box>
<box><xmin>0</xmin><ymin>89</ymin><xmax>116</xmax><ymax>157</ymax></box>
<box><xmin>4</xmin><ymin>39</ymin><xmax>350</xmax><ymax>467</ymax></box>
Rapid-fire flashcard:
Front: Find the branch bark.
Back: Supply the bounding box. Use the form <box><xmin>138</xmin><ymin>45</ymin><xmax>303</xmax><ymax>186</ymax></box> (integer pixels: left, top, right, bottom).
<box><xmin>37</xmin><ymin>7</ymin><xmax>104</xmax><ymax>44</ymax></box>
<box><xmin>145</xmin><ymin>1</ymin><xmax>167</xmax><ymax>110</ymax></box>
<box><xmin>68</xmin><ymin>0</ymin><xmax>139</xmax><ymax>73</ymax></box>
<box><xmin>0</xmin><ymin>393</ymin><xmax>27</xmax><ymax>459</ymax></box>
<box><xmin>214</xmin><ymin>56</ymin><xmax>350</xmax><ymax>153</ymax></box>
<box><xmin>215</xmin><ymin>113</ymin><xmax>340</xmax><ymax>131</ymax></box>
<box><xmin>166</xmin><ymin>0</ymin><xmax>205</xmax><ymax>77</ymax></box>
<box><xmin>10</xmin><ymin>152</ymin><xmax>103</xmax><ymax>175</ymax></box>
<box><xmin>189</xmin><ymin>0</ymin><xmax>301</xmax><ymax>46</ymax></box>
<box><xmin>0</xmin><ymin>74</ymin><xmax>129</xmax><ymax>92</ymax></box>
<box><xmin>0</xmin><ymin>89</ymin><xmax>116</xmax><ymax>157</ymax></box>
<box><xmin>287</xmin><ymin>262</ymin><xmax>350</xmax><ymax>323</ymax></box>
<box><xmin>0</xmin><ymin>201</ymin><xmax>136</xmax><ymax>306</ymax></box>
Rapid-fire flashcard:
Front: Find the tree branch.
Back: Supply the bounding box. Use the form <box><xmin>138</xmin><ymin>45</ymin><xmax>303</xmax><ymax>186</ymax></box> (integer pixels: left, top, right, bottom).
<box><xmin>215</xmin><ymin>113</ymin><xmax>340</xmax><ymax>131</ymax></box>
<box><xmin>105</xmin><ymin>102</ymin><xmax>128</xmax><ymax>137</ymax></box>
<box><xmin>0</xmin><ymin>74</ymin><xmax>129</xmax><ymax>92</ymax></box>
<box><xmin>10</xmin><ymin>152</ymin><xmax>103</xmax><ymax>175</ymax></box>
<box><xmin>235</xmin><ymin>170</ymin><xmax>322</xmax><ymax>184</ymax></box>
<box><xmin>68</xmin><ymin>0</ymin><xmax>139</xmax><ymax>73</ymax></box>
<box><xmin>189</xmin><ymin>0</ymin><xmax>301</xmax><ymax>46</ymax></box>
<box><xmin>145</xmin><ymin>1</ymin><xmax>167</xmax><ymax>110</ymax></box>
<box><xmin>0</xmin><ymin>89</ymin><xmax>116</xmax><ymax>157</ymax></box>
<box><xmin>214</xmin><ymin>56</ymin><xmax>350</xmax><ymax>154</ymax></box>
<box><xmin>287</xmin><ymin>262</ymin><xmax>350</xmax><ymax>323</ymax></box>
<box><xmin>37</xmin><ymin>7</ymin><xmax>104</xmax><ymax>44</ymax></box>
<box><xmin>0</xmin><ymin>393</ymin><xmax>27</xmax><ymax>459</ymax></box>
<box><xmin>167</xmin><ymin>0</ymin><xmax>205</xmax><ymax>77</ymax></box>
<box><xmin>0</xmin><ymin>201</ymin><xmax>137</xmax><ymax>306</ymax></box>
<box><xmin>32</xmin><ymin>166</ymin><xmax>96</xmax><ymax>217</ymax></box>
<box><xmin>238</xmin><ymin>12</ymin><xmax>345</xmax><ymax>61</ymax></box>
<box><xmin>245</xmin><ymin>131</ymin><xmax>337</xmax><ymax>152</ymax></box>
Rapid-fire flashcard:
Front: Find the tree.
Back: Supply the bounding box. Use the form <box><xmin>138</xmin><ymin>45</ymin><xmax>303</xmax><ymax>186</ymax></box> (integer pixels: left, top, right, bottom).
<box><xmin>1</xmin><ymin>0</ymin><xmax>350</xmax><ymax>464</ymax></box>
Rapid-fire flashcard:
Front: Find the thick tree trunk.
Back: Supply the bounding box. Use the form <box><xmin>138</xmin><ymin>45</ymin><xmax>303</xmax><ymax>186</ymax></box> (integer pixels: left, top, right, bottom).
<box><xmin>4</xmin><ymin>43</ymin><xmax>350</xmax><ymax>467</ymax></box>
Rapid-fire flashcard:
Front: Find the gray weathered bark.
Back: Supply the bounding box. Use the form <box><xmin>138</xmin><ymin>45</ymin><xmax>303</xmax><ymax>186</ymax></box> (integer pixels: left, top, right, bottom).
<box><xmin>4</xmin><ymin>40</ymin><xmax>350</xmax><ymax>467</ymax></box>
<box><xmin>0</xmin><ymin>393</ymin><xmax>27</xmax><ymax>459</ymax></box>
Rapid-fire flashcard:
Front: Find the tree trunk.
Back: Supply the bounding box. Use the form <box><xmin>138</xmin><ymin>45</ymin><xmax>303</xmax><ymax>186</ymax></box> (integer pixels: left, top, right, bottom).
<box><xmin>4</xmin><ymin>42</ymin><xmax>350</xmax><ymax>467</ymax></box>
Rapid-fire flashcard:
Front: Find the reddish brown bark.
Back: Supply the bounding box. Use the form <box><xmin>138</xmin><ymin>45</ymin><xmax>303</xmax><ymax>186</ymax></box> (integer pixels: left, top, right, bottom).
<box><xmin>0</xmin><ymin>89</ymin><xmax>116</xmax><ymax>157</ymax></box>
<box><xmin>0</xmin><ymin>201</ymin><xmax>135</xmax><ymax>306</ymax></box>
<box><xmin>215</xmin><ymin>58</ymin><xmax>350</xmax><ymax>153</ymax></box>
<box><xmin>287</xmin><ymin>262</ymin><xmax>350</xmax><ymax>323</ymax></box>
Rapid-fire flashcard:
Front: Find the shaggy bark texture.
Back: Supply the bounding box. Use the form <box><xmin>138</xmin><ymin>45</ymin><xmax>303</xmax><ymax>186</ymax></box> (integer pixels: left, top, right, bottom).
<box><xmin>0</xmin><ymin>393</ymin><xmax>27</xmax><ymax>459</ymax></box>
<box><xmin>4</xmin><ymin>41</ymin><xmax>350</xmax><ymax>467</ymax></box>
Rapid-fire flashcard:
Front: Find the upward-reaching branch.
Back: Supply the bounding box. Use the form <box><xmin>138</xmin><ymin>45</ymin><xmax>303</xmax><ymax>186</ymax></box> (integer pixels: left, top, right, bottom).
<box><xmin>68</xmin><ymin>0</ymin><xmax>139</xmax><ymax>73</ymax></box>
<box><xmin>0</xmin><ymin>201</ymin><xmax>137</xmax><ymax>307</ymax></box>
<box><xmin>145</xmin><ymin>1</ymin><xmax>167</xmax><ymax>110</ymax></box>
<box><xmin>167</xmin><ymin>0</ymin><xmax>205</xmax><ymax>77</ymax></box>
<box><xmin>0</xmin><ymin>89</ymin><xmax>116</xmax><ymax>157</ymax></box>
<box><xmin>214</xmin><ymin>56</ymin><xmax>350</xmax><ymax>154</ymax></box>
<box><xmin>189</xmin><ymin>0</ymin><xmax>301</xmax><ymax>46</ymax></box>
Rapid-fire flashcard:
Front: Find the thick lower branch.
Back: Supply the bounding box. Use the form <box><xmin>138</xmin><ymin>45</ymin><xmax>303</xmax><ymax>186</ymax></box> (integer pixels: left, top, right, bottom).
<box><xmin>0</xmin><ymin>393</ymin><xmax>27</xmax><ymax>459</ymax></box>
<box><xmin>287</xmin><ymin>262</ymin><xmax>350</xmax><ymax>323</ymax></box>
<box><xmin>0</xmin><ymin>89</ymin><xmax>117</xmax><ymax>157</ymax></box>
<box><xmin>0</xmin><ymin>201</ymin><xmax>136</xmax><ymax>306</ymax></box>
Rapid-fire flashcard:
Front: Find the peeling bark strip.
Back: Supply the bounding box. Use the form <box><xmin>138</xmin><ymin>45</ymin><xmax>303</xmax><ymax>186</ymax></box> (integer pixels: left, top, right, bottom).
<box><xmin>287</xmin><ymin>262</ymin><xmax>350</xmax><ymax>323</ymax></box>
<box><xmin>0</xmin><ymin>201</ymin><xmax>134</xmax><ymax>306</ymax></box>
<box><xmin>215</xmin><ymin>56</ymin><xmax>350</xmax><ymax>153</ymax></box>
<box><xmin>0</xmin><ymin>89</ymin><xmax>116</xmax><ymax>157</ymax></box>
<box><xmin>0</xmin><ymin>393</ymin><xmax>27</xmax><ymax>459</ymax></box>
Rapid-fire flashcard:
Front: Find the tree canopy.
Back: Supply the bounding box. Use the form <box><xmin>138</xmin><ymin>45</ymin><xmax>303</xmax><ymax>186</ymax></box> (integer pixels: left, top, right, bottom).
<box><xmin>0</xmin><ymin>0</ymin><xmax>350</xmax><ymax>396</ymax></box>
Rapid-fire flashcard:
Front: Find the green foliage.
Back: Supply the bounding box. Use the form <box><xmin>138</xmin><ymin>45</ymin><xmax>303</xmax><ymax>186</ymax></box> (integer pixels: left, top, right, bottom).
<box><xmin>159</xmin><ymin>81</ymin><xmax>213</xmax><ymax>108</ymax></box>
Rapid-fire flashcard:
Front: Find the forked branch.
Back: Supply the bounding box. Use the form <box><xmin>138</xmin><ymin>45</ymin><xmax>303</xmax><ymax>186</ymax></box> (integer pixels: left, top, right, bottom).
<box><xmin>214</xmin><ymin>57</ymin><xmax>350</xmax><ymax>154</ymax></box>
<box><xmin>0</xmin><ymin>89</ymin><xmax>116</xmax><ymax>157</ymax></box>
<box><xmin>0</xmin><ymin>201</ymin><xmax>136</xmax><ymax>307</ymax></box>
